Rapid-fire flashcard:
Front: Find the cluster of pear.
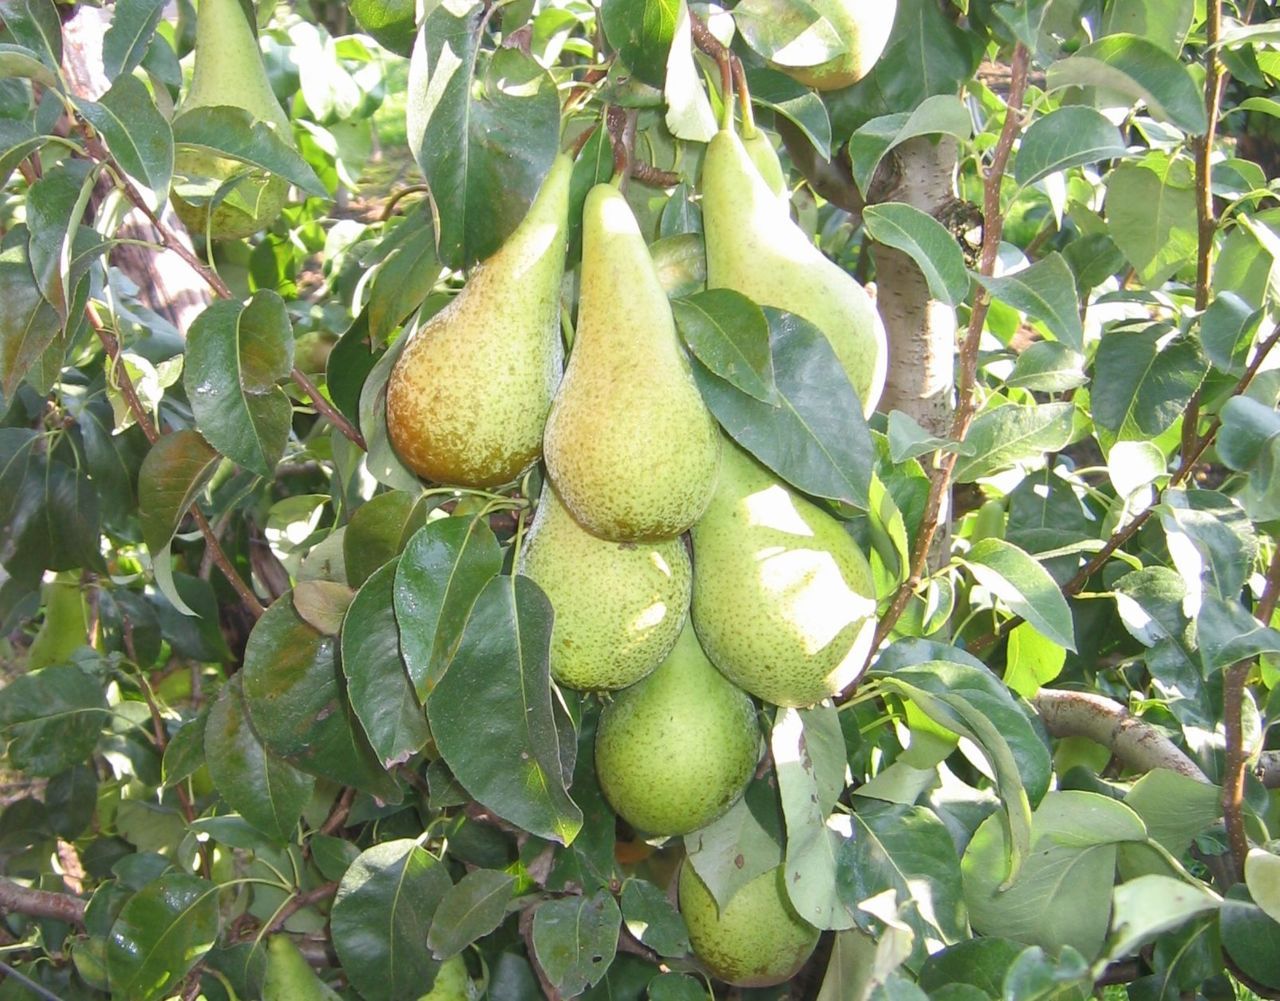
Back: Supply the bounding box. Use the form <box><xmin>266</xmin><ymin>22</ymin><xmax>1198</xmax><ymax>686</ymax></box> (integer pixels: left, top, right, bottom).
<box><xmin>170</xmin><ymin>0</ymin><xmax>296</xmax><ymax>241</ymax></box>
<box><xmin>385</xmin><ymin>118</ymin><xmax>883</xmax><ymax>986</ymax></box>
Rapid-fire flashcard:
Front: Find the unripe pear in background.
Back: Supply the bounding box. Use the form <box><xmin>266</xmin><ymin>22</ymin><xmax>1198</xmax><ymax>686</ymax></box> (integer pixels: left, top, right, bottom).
<box><xmin>517</xmin><ymin>482</ymin><xmax>691</xmax><ymax>691</ymax></box>
<box><xmin>387</xmin><ymin>155</ymin><xmax>572</xmax><ymax>488</ymax></box>
<box><xmin>702</xmin><ymin>123</ymin><xmax>887</xmax><ymax>414</ymax></box>
<box><xmin>543</xmin><ymin>182</ymin><xmax>720</xmax><ymax>541</ymax></box>
<box><xmin>773</xmin><ymin>0</ymin><xmax>897</xmax><ymax>90</ymax></box>
<box><xmin>263</xmin><ymin>935</ymin><xmax>342</xmax><ymax>1001</ymax></box>
<box><xmin>690</xmin><ymin>441</ymin><xmax>877</xmax><ymax>707</ymax></box>
<box><xmin>678</xmin><ymin>863</ymin><xmax>820</xmax><ymax>987</ymax></box>
<box><xmin>595</xmin><ymin>622</ymin><xmax>759</xmax><ymax>835</ymax></box>
<box><xmin>171</xmin><ymin>0</ymin><xmax>294</xmax><ymax>240</ymax></box>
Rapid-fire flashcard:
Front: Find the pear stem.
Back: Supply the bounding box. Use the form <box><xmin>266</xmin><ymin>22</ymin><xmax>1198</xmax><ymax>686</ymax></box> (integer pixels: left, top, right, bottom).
<box><xmin>732</xmin><ymin>57</ymin><xmax>756</xmax><ymax>136</ymax></box>
<box><xmin>689</xmin><ymin>12</ymin><xmax>735</xmax><ymax>131</ymax></box>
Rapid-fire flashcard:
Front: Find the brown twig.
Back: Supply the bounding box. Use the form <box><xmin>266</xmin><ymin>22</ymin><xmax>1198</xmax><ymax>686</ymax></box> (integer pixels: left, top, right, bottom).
<box><xmin>87</xmin><ymin>303</ymin><xmax>266</xmax><ymax>619</ymax></box>
<box><xmin>290</xmin><ymin>367</ymin><xmax>366</xmax><ymax>450</ymax></box>
<box><xmin>1222</xmin><ymin>546</ymin><xmax>1280</xmax><ymax>880</ymax></box>
<box><xmin>689</xmin><ymin>12</ymin><xmax>733</xmax><ymax>117</ymax></box>
<box><xmin>605</xmin><ymin>105</ymin><xmax>630</xmax><ymax>179</ymax></box>
<box><xmin>569</xmin><ymin>123</ymin><xmax>598</xmax><ymax>160</ymax></box>
<box><xmin>630</xmin><ymin>162</ymin><xmax>681</xmax><ymax>188</ymax></box>
<box><xmin>318</xmin><ymin>787</ymin><xmax>356</xmax><ymax>837</ymax></box>
<box><xmin>851</xmin><ymin>44</ymin><xmax>1031</xmax><ymax>685</ymax></box>
<box><xmin>264</xmin><ymin>882</ymin><xmax>338</xmax><ymax>935</ymax></box>
<box><xmin>0</xmin><ymin>879</ymin><xmax>86</xmax><ymax>927</ymax></box>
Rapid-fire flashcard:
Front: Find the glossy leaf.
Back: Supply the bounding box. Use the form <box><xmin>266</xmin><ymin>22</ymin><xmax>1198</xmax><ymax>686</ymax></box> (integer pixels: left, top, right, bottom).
<box><xmin>75</xmin><ymin>74</ymin><xmax>173</xmax><ymax>211</ymax></box>
<box><xmin>0</xmin><ymin>0</ymin><xmax>61</xmax><ymax>70</ymax></box>
<box><xmin>106</xmin><ymin>874</ymin><xmax>220</xmax><ymax>1001</ymax></box>
<box><xmin>848</xmin><ymin>95</ymin><xmax>972</xmax><ymax>193</ymax></box>
<box><xmin>341</xmin><ymin>558</ymin><xmax>430</xmax><ymax>768</ymax></box>
<box><xmin>684</xmin><ymin>776</ymin><xmax>785</xmax><ymax>910</ymax></box>
<box><xmin>733</xmin><ymin>0</ymin><xmax>841</xmax><ymax>67</ymax></box>
<box><xmin>745</xmin><ymin>66</ymin><xmax>833</xmax><ymax>158</ymax></box>
<box><xmin>367</xmin><ymin>211</ymin><xmax>439</xmax><ymax>342</ymax></box>
<box><xmin>1123</xmin><ymin>769</ymin><xmax>1222</xmax><ymax>855</ymax></box>
<box><xmin>963</xmin><ymin>538</ymin><xmax>1076</xmax><ymax>650</ymax></box>
<box><xmin>619</xmin><ymin>878</ymin><xmax>690</xmax><ymax>958</ymax></box>
<box><xmin>204</xmin><ymin>676</ymin><xmax>315</xmax><ymax>842</ymax></box>
<box><xmin>1003</xmin><ymin>623</ymin><xmax>1066</xmax><ymax>698</ymax></box>
<box><xmin>343</xmin><ymin>490</ymin><xmax>429</xmax><ymax>588</ymax></box>
<box><xmin>864</xmin><ymin>202</ymin><xmax>970</xmax><ymax>307</ymax></box>
<box><xmin>393</xmin><ymin>516</ymin><xmax>503</xmax><ymax>700</ymax></box>
<box><xmin>1196</xmin><ymin>594</ymin><xmax>1280</xmax><ymax>672</ymax></box>
<box><xmin>184</xmin><ymin>292</ymin><xmax>294</xmax><ymax>478</ymax></box>
<box><xmin>672</xmin><ymin>288</ymin><xmax>776</xmax><ymax>403</ymax></box>
<box><xmin>1092</xmin><ymin>329</ymin><xmax>1206</xmax><ymax>444</ymax></box>
<box><xmin>0</xmin><ymin>237</ymin><xmax>60</xmax><ymax>399</ymax></box>
<box><xmin>1105</xmin><ymin>159</ymin><xmax>1198</xmax><ymax>286</ymax></box>
<box><xmin>0</xmin><ymin>663</ymin><xmax>107</xmax><ymax>776</ymax></box>
<box><xmin>426</xmin><ymin>575</ymin><xmax>582</xmax><ymax>844</ymax></box>
<box><xmin>330</xmin><ymin>840</ymin><xmax>453</xmax><ymax>1001</ymax></box>
<box><xmin>427</xmin><ymin>869</ymin><xmax>516</xmax><ymax>960</ymax></box>
<box><xmin>531</xmin><ymin>890</ymin><xmax>621</xmax><ymax>996</ymax></box>
<box><xmin>599</xmin><ymin>0</ymin><xmax>679</xmax><ymax>87</ymax></box>
<box><xmin>1014</xmin><ymin>107</ymin><xmax>1127</xmax><ymax>187</ymax></box>
<box><xmin>976</xmin><ymin>254</ymin><xmax>1083</xmax><ymax>351</ymax></box>
<box><xmin>1006</xmin><ymin>342</ymin><xmax>1087</xmax><ymax>393</ymax></box>
<box><xmin>137</xmin><ymin>429</ymin><xmax>220</xmax><ymax>555</ymax></box>
<box><xmin>953</xmin><ymin>403</ymin><xmax>1075</xmax><ymax>483</ymax></box>
<box><xmin>103</xmin><ymin>0</ymin><xmax>166</xmax><ymax>77</ymax></box>
<box><xmin>173</xmin><ymin>106</ymin><xmax>325</xmax><ymax>196</ymax></box>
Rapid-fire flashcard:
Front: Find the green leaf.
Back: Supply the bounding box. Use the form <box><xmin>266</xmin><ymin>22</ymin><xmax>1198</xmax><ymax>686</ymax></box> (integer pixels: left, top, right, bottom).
<box><xmin>103</xmin><ymin>0</ymin><xmax>165</xmax><ymax>77</ymax></box>
<box><xmin>1105</xmin><ymin>159</ymin><xmax>1198</xmax><ymax>285</ymax></box>
<box><xmin>600</xmin><ymin>0</ymin><xmax>680</xmax><ymax>87</ymax></box>
<box><xmin>847</xmin><ymin>95</ymin><xmax>972</xmax><ymax>194</ymax></box>
<box><xmin>25</xmin><ymin>160</ymin><xmax>93</xmax><ymax>313</ymax></box>
<box><xmin>619</xmin><ymin>878</ymin><xmax>690</xmax><ymax>958</ymax></box>
<box><xmin>1014</xmin><ymin>107</ymin><xmax>1127</xmax><ymax>188</ymax></box>
<box><xmin>691</xmin><ymin>308</ymin><xmax>874</xmax><ymax>510</ymax></box>
<box><xmin>1045</xmin><ymin>34</ymin><xmax>1208</xmax><ymax>134</ymax></box>
<box><xmin>963</xmin><ymin>538</ymin><xmax>1076</xmax><ymax>650</ymax></box>
<box><xmin>1200</xmin><ymin>292</ymin><xmax>1262</xmax><ymax>374</ymax></box>
<box><xmin>733</xmin><ymin>0</ymin><xmax>842</xmax><ymax>67</ymax></box>
<box><xmin>0</xmin><ymin>237</ymin><xmax>60</xmax><ymax>400</ymax></box>
<box><xmin>1159</xmin><ymin>488</ymin><xmax>1257</xmax><ymax>609</ymax></box>
<box><xmin>1195</xmin><ymin>595</ymin><xmax>1280</xmax><ymax>672</ymax></box>
<box><xmin>1007</xmin><ymin>342</ymin><xmax>1087</xmax><ymax>393</ymax></box>
<box><xmin>1123</xmin><ymin>770</ymin><xmax>1222</xmax><ymax>855</ymax></box>
<box><xmin>673</xmin><ymin>289</ymin><xmax>777</xmax><ymax>403</ymax></box>
<box><xmin>331</xmin><ymin>840</ymin><xmax>453</xmax><ymax>1001</ymax></box>
<box><xmin>1100</xmin><ymin>0</ymin><xmax>1194</xmax><ymax>54</ymax></box>
<box><xmin>75</xmin><ymin>74</ymin><xmax>173</xmax><ymax>212</ymax></box>
<box><xmin>427</xmin><ymin>869</ymin><xmax>516</xmax><ymax>961</ymax></box>
<box><xmin>745</xmin><ymin>66</ymin><xmax>832</xmax><ymax>159</ymax></box>
<box><xmin>0</xmin><ymin>118</ymin><xmax>46</xmax><ymax>187</ymax></box>
<box><xmin>975</xmin><ymin>254</ymin><xmax>1083</xmax><ymax>351</ymax></box>
<box><xmin>341</xmin><ymin>558</ymin><xmax>431</xmax><ymax>768</ymax></box>
<box><xmin>663</xmin><ymin>0</ymin><xmax>717</xmax><ymax>143</ymax></box>
<box><xmin>649</xmin><ymin>973</ymin><xmax>709</xmax><ymax>1001</ymax></box>
<box><xmin>394</xmin><ymin>516</ymin><xmax>503</xmax><ymax>700</ymax></box>
<box><xmin>342</xmin><ymin>490</ymin><xmax>429</xmax><ymax>588</ymax></box>
<box><xmin>0</xmin><ymin>42</ymin><xmax>58</xmax><ymax>86</ymax></box>
<box><xmin>204</xmin><ymin>676</ymin><xmax>315</xmax><ymax>842</ymax></box>
<box><xmin>0</xmin><ymin>663</ymin><xmax>107</xmax><ymax>776</ymax></box>
<box><xmin>107</xmin><ymin>874</ymin><xmax>220</xmax><ymax>1001</ymax></box>
<box><xmin>531</xmin><ymin>890</ymin><xmax>621</xmax><ymax>996</ymax></box>
<box><xmin>921</xmin><ymin>939</ymin><xmax>1030</xmax><ymax>996</ymax></box>
<box><xmin>137</xmin><ymin>429</ymin><xmax>220</xmax><ymax>555</ymax></box>
<box><xmin>1091</xmin><ymin>329</ymin><xmax>1207</xmax><ymax>445</ymax></box>
<box><xmin>952</xmin><ymin>403</ymin><xmax>1075</xmax><ymax>483</ymax></box>
<box><xmin>863</xmin><ymin>203</ymin><xmax>970</xmax><ymax>307</ymax></box>
<box><xmin>367</xmin><ymin>211</ymin><xmax>439</xmax><ymax>343</ymax></box>
<box><xmin>426</xmin><ymin>575</ymin><xmax>582</xmax><ymax>845</ymax></box>
<box><xmin>774</xmin><ymin>706</ymin><xmax>856</xmax><ymax>930</ymax></box>
<box><xmin>1245</xmin><ymin>850</ymin><xmax>1280</xmax><ymax>927</ymax></box>
<box><xmin>1221</xmin><ymin>884</ymin><xmax>1280</xmax><ymax>991</ymax></box>
<box><xmin>0</xmin><ymin>0</ymin><xmax>61</xmax><ymax>69</ymax></box>
<box><xmin>184</xmin><ymin>293</ymin><xmax>294</xmax><ymax>478</ymax></box>
<box><xmin>408</xmin><ymin>16</ymin><xmax>560</xmax><ymax>269</ymax></box>
<box><xmin>173</xmin><ymin>105</ymin><xmax>325</xmax><ymax>196</ymax></box>
<box><xmin>963</xmin><ymin>791</ymin><xmax>1147</xmax><ymax>961</ymax></box>
<box><xmin>1108</xmin><ymin>874</ymin><xmax>1221</xmax><ymax>963</ymax></box>
<box><xmin>1003</xmin><ymin>622</ymin><xmax>1066</xmax><ymax>698</ymax></box>
<box><xmin>684</xmin><ymin>777</ymin><xmax>784</xmax><ymax>910</ymax></box>
<box><xmin>241</xmin><ymin>596</ymin><xmax>401</xmax><ymax>800</ymax></box>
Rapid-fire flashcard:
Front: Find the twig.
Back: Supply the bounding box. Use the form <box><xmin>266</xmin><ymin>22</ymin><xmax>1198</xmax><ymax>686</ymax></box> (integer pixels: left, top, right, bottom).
<box><xmin>264</xmin><ymin>882</ymin><xmax>338</xmax><ymax>936</ymax></box>
<box><xmin>605</xmin><ymin>105</ymin><xmax>629</xmax><ymax>179</ymax></box>
<box><xmin>1222</xmin><ymin>546</ymin><xmax>1280</xmax><ymax>880</ymax></box>
<box><xmin>569</xmin><ymin>123</ymin><xmax>598</xmax><ymax>160</ymax></box>
<box><xmin>87</xmin><ymin>304</ymin><xmax>266</xmax><ymax>619</ymax></box>
<box><xmin>689</xmin><ymin>12</ymin><xmax>733</xmax><ymax>120</ymax></box>
<box><xmin>318</xmin><ymin>787</ymin><xmax>356</xmax><ymax>837</ymax></box>
<box><xmin>630</xmin><ymin>162</ymin><xmax>681</xmax><ymax>188</ymax></box>
<box><xmin>290</xmin><ymin>367</ymin><xmax>366</xmax><ymax>451</ymax></box>
<box><xmin>0</xmin><ymin>961</ymin><xmax>66</xmax><ymax>1001</ymax></box>
<box><xmin>851</xmin><ymin>44</ymin><xmax>1031</xmax><ymax>684</ymax></box>
<box><xmin>380</xmin><ymin>184</ymin><xmax>431</xmax><ymax>221</ymax></box>
<box><xmin>0</xmin><ymin>879</ymin><xmax>86</xmax><ymax>926</ymax></box>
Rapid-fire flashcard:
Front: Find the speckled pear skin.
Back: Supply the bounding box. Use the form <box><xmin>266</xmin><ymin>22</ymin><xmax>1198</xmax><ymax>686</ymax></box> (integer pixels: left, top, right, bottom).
<box><xmin>702</xmin><ymin>126</ymin><xmax>887</xmax><ymax>416</ymax></box>
<box><xmin>171</xmin><ymin>0</ymin><xmax>294</xmax><ymax>240</ymax></box>
<box><xmin>543</xmin><ymin>183</ymin><xmax>721</xmax><ymax>541</ymax></box>
<box><xmin>741</xmin><ymin>129</ymin><xmax>787</xmax><ymax>202</ymax></box>
<box><xmin>517</xmin><ymin>483</ymin><xmax>691</xmax><ymax>691</ymax></box>
<box><xmin>385</xmin><ymin>155</ymin><xmax>572</xmax><ymax>488</ymax></box>
<box><xmin>595</xmin><ymin>622</ymin><xmax>759</xmax><ymax>835</ymax></box>
<box><xmin>690</xmin><ymin>441</ymin><xmax>877</xmax><ymax>707</ymax></box>
<box><xmin>776</xmin><ymin>0</ymin><xmax>897</xmax><ymax>90</ymax></box>
<box><xmin>678</xmin><ymin>863</ymin><xmax>819</xmax><ymax>987</ymax></box>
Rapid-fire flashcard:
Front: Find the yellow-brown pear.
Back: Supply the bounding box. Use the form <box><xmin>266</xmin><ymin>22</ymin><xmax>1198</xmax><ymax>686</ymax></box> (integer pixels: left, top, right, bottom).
<box><xmin>386</xmin><ymin>155</ymin><xmax>572</xmax><ymax>488</ymax></box>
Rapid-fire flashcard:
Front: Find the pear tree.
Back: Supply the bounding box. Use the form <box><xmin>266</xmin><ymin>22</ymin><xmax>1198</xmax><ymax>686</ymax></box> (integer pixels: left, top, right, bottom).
<box><xmin>2</xmin><ymin>0</ymin><xmax>1280</xmax><ymax>998</ymax></box>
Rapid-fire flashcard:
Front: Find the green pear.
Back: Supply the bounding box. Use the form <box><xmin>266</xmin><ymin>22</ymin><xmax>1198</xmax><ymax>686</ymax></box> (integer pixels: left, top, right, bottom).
<box><xmin>774</xmin><ymin>0</ymin><xmax>897</xmax><ymax>90</ymax></box>
<box><xmin>543</xmin><ymin>182</ymin><xmax>720</xmax><ymax>541</ymax></box>
<box><xmin>595</xmin><ymin>622</ymin><xmax>759</xmax><ymax>835</ymax></box>
<box><xmin>172</xmin><ymin>0</ymin><xmax>294</xmax><ymax>240</ymax></box>
<box><xmin>264</xmin><ymin>935</ymin><xmax>342</xmax><ymax>1001</ymax></box>
<box><xmin>418</xmin><ymin>955</ymin><xmax>476</xmax><ymax>1000</ymax></box>
<box><xmin>701</xmin><ymin>124</ymin><xmax>886</xmax><ymax>415</ymax></box>
<box><xmin>741</xmin><ymin>126</ymin><xmax>787</xmax><ymax>202</ymax></box>
<box><xmin>27</xmin><ymin>574</ymin><xmax>86</xmax><ymax>670</ymax></box>
<box><xmin>517</xmin><ymin>482</ymin><xmax>691</xmax><ymax>691</ymax></box>
<box><xmin>678</xmin><ymin>863</ymin><xmax>819</xmax><ymax>987</ymax></box>
<box><xmin>690</xmin><ymin>441</ymin><xmax>877</xmax><ymax>707</ymax></box>
<box><xmin>386</xmin><ymin>155</ymin><xmax>572</xmax><ymax>488</ymax></box>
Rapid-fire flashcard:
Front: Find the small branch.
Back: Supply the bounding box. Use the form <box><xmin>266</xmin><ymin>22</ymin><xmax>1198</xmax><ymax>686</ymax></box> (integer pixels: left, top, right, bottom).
<box><xmin>88</xmin><ymin>304</ymin><xmax>266</xmax><ymax>619</ymax></box>
<box><xmin>0</xmin><ymin>879</ymin><xmax>86</xmax><ymax>927</ymax></box>
<box><xmin>629</xmin><ymin>162</ymin><xmax>681</xmax><ymax>188</ymax></box>
<box><xmin>689</xmin><ymin>12</ymin><xmax>733</xmax><ymax>125</ymax></box>
<box><xmin>606</xmin><ymin>105</ymin><xmax>629</xmax><ymax>178</ymax></box>
<box><xmin>1033</xmin><ymin>689</ymin><xmax>1208</xmax><ymax>782</ymax></box>
<box><xmin>569</xmin><ymin>123</ymin><xmax>598</xmax><ymax>160</ymax></box>
<box><xmin>263</xmin><ymin>882</ymin><xmax>338</xmax><ymax>936</ymax></box>
<box><xmin>854</xmin><ymin>44</ymin><xmax>1030</xmax><ymax>680</ymax></box>
<box><xmin>318</xmin><ymin>787</ymin><xmax>356</xmax><ymax>837</ymax></box>
<box><xmin>380</xmin><ymin>184</ymin><xmax>431</xmax><ymax>221</ymax></box>
<box><xmin>290</xmin><ymin>367</ymin><xmax>366</xmax><ymax>450</ymax></box>
<box><xmin>1222</xmin><ymin>546</ymin><xmax>1280</xmax><ymax>880</ymax></box>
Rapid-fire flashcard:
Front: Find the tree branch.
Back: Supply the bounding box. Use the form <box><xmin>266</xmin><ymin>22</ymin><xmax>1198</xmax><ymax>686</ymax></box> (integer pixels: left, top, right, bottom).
<box><xmin>263</xmin><ymin>882</ymin><xmax>338</xmax><ymax>936</ymax></box>
<box><xmin>0</xmin><ymin>879</ymin><xmax>86</xmax><ymax>927</ymax></box>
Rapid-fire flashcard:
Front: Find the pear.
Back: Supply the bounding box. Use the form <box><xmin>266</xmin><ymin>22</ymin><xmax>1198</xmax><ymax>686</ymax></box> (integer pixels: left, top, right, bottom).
<box><xmin>386</xmin><ymin>155</ymin><xmax>572</xmax><ymax>488</ymax></box>
<box><xmin>263</xmin><ymin>935</ymin><xmax>342</xmax><ymax>1001</ymax></box>
<box><xmin>595</xmin><ymin>622</ymin><xmax>759</xmax><ymax>835</ymax></box>
<box><xmin>172</xmin><ymin>0</ymin><xmax>294</xmax><ymax>240</ymax></box>
<box><xmin>741</xmin><ymin>126</ymin><xmax>787</xmax><ymax>202</ymax></box>
<box><xmin>517</xmin><ymin>482</ymin><xmax>691</xmax><ymax>691</ymax></box>
<box><xmin>690</xmin><ymin>441</ymin><xmax>877</xmax><ymax>707</ymax></box>
<box><xmin>543</xmin><ymin>183</ymin><xmax>720</xmax><ymax>540</ymax></box>
<box><xmin>678</xmin><ymin>863</ymin><xmax>819</xmax><ymax>987</ymax></box>
<box><xmin>774</xmin><ymin>0</ymin><xmax>897</xmax><ymax>90</ymax></box>
<box><xmin>701</xmin><ymin>124</ymin><xmax>887</xmax><ymax>415</ymax></box>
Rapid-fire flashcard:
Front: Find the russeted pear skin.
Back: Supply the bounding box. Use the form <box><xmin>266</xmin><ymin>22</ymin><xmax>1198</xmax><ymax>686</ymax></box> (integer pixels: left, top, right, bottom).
<box><xmin>543</xmin><ymin>183</ymin><xmax>721</xmax><ymax>541</ymax></box>
<box><xmin>517</xmin><ymin>483</ymin><xmax>691</xmax><ymax>691</ymax></box>
<box><xmin>690</xmin><ymin>442</ymin><xmax>877</xmax><ymax>707</ymax></box>
<box><xmin>172</xmin><ymin>0</ymin><xmax>294</xmax><ymax>240</ymax></box>
<box><xmin>386</xmin><ymin>155</ymin><xmax>572</xmax><ymax>488</ymax></box>
<box><xmin>702</xmin><ymin>126</ymin><xmax>887</xmax><ymax>415</ymax></box>
<box><xmin>679</xmin><ymin>863</ymin><xmax>819</xmax><ymax>987</ymax></box>
<box><xmin>773</xmin><ymin>0</ymin><xmax>897</xmax><ymax>90</ymax></box>
<box><xmin>595</xmin><ymin>623</ymin><xmax>758</xmax><ymax>835</ymax></box>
